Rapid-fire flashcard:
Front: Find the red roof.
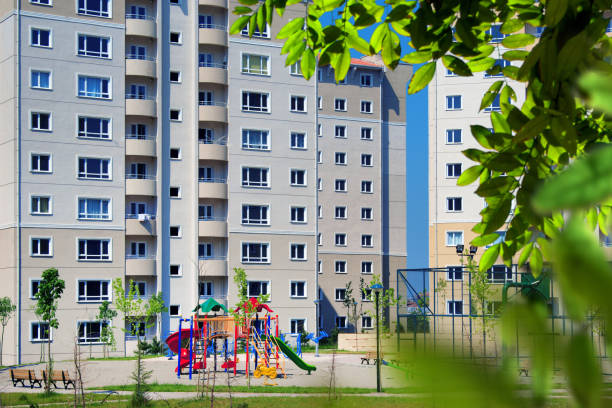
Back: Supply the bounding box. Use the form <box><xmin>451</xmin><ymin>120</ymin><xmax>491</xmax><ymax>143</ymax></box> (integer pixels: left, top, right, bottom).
<box><xmin>350</xmin><ymin>57</ymin><xmax>383</xmax><ymax>68</ymax></box>
<box><xmin>233</xmin><ymin>297</ymin><xmax>274</xmax><ymax>314</ymax></box>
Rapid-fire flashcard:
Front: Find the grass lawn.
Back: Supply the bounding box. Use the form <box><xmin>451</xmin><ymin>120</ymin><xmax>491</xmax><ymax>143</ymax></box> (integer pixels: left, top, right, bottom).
<box><xmin>0</xmin><ymin>391</ymin><xmax>125</xmax><ymax>406</ymax></box>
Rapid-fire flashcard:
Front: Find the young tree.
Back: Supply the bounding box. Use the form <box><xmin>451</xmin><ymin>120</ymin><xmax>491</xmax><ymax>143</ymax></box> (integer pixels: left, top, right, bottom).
<box><xmin>96</xmin><ymin>301</ymin><xmax>118</xmax><ymax>358</ymax></box>
<box><xmin>363</xmin><ymin>274</ymin><xmax>399</xmax><ymax>334</ymax></box>
<box><xmin>0</xmin><ymin>297</ymin><xmax>16</xmax><ymax>366</ymax></box>
<box><xmin>35</xmin><ymin>267</ymin><xmax>65</xmax><ymax>392</ymax></box>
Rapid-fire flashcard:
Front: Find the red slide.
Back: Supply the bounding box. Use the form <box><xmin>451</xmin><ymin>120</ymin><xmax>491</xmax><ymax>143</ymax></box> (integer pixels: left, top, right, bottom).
<box><xmin>165</xmin><ymin>329</ymin><xmax>194</xmax><ymax>354</ymax></box>
<box><xmin>173</xmin><ymin>348</ymin><xmax>204</xmax><ymax>373</ymax></box>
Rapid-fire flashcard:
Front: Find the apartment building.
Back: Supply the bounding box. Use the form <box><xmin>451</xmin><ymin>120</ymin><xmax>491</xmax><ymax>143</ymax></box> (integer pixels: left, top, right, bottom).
<box><xmin>0</xmin><ymin>0</ymin><xmax>408</xmax><ymax>364</ymax></box>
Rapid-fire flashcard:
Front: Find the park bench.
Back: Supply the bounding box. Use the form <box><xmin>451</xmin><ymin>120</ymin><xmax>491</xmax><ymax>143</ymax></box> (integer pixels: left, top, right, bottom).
<box><xmin>43</xmin><ymin>369</ymin><xmax>75</xmax><ymax>389</ymax></box>
<box><xmin>10</xmin><ymin>369</ymin><xmax>42</xmax><ymax>388</ymax></box>
<box><xmin>360</xmin><ymin>351</ymin><xmax>382</xmax><ymax>365</ymax></box>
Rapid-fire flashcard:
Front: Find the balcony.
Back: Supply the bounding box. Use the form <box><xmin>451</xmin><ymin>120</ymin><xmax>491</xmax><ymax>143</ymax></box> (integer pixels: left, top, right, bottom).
<box><xmin>198</xmin><ymin>102</ymin><xmax>227</xmax><ymax>123</ymax></box>
<box><xmin>199</xmin><ymin>63</ymin><xmax>227</xmax><ymax>85</ymax></box>
<box><xmin>126</xmin><ymin>215</ymin><xmax>157</xmax><ymax>236</ymax></box>
<box><xmin>198</xmin><ymin>25</ymin><xmax>228</xmax><ymax>47</ymax></box>
<box><xmin>126</xmin><ymin>256</ymin><xmax>156</xmax><ymax>276</ymax></box>
<box><xmin>126</xmin><ymin>56</ymin><xmax>156</xmax><ymax>78</ymax></box>
<box><xmin>126</xmin><ymin>15</ymin><xmax>157</xmax><ymax>38</ymax></box>
<box><xmin>126</xmin><ymin>96</ymin><xmax>157</xmax><ymax>117</ymax></box>
<box><xmin>198</xmin><ymin>257</ymin><xmax>227</xmax><ymax>277</ymax></box>
<box><xmin>198</xmin><ymin>179</ymin><xmax>227</xmax><ymax>199</ymax></box>
<box><xmin>198</xmin><ymin>218</ymin><xmax>227</xmax><ymax>237</ymax></box>
<box><xmin>126</xmin><ymin>136</ymin><xmax>156</xmax><ymax>157</ymax></box>
<box><xmin>199</xmin><ymin>141</ymin><xmax>227</xmax><ymax>161</ymax></box>
<box><xmin>126</xmin><ymin>175</ymin><xmax>156</xmax><ymax>196</ymax></box>
<box><xmin>199</xmin><ymin>0</ymin><xmax>227</xmax><ymax>8</ymax></box>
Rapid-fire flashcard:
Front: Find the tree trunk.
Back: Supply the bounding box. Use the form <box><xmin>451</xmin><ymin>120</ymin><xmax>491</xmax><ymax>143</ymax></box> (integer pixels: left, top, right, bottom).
<box><xmin>46</xmin><ymin>329</ymin><xmax>52</xmax><ymax>392</ymax></box>
<box><xmin>1</xmin><ymin>324</ymin><xmax>5</xmax><ymax>366</ymax></box>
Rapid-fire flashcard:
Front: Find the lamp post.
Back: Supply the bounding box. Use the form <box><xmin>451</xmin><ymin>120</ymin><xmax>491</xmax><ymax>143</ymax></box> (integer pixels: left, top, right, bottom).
<box><xmin>314</xmin><ymin>299</ymin><xmax>320</xmax><ymax>357</ymax></box>
<box><xmin>370</xmin><ymin>283</ymin><xmax>384</xmax><ymax>392</ymax></box>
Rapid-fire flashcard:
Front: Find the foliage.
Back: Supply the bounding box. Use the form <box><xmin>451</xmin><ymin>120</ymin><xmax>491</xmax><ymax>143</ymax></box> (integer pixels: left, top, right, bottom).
<box><xmin>363</xmin><ymin>274</ymin><xmax>399</xmax><ymax>333</ymax></box>
<box><xmin>138</xmin><ymin>337</ymin><xmax>166</xmax><ymax>356</ymax></box>
<box><xmin>96</xmin><ymin>301</ymin><xmax>117</xmax><ymax>358</ymax></box>
<box><xmin>318</xmin><ymin>328</ymin><xmax>339</xmax><ymax>346</ymax></box>
<box><xmin>130</xmin><ymin>346</ymin><xmax>152</xmax><ymax>407</ymax></box>
<box><xmin>230</xmin><ymin>267</ymin><xmax>270</xmax><ymax>327</ymax></box>
<box><xmin>0</xmin><ymin>296</ymin><xmax>16</xmax><ymax>366</ymax></box>
<box><xmin>112</xmin><ymin>279</ymin><xmax>167</xmax><ymax>340</ymax></box>
<box><xmin>341</xmin><ymin>281</ymin><xmax>361</xmax><ymax>333</ymax></box>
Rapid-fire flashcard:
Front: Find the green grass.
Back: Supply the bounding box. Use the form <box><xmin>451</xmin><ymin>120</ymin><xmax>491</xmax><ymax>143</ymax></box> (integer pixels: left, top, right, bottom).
<box><xmin>0</xmin><ymin>391</ymin><xmax>125</xmax><ymax>406</ymax></box>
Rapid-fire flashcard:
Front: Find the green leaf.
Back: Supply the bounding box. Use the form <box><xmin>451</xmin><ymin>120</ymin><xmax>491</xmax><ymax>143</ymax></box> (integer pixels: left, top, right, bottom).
<box><xmin>369</xmin><ymin>24</ymin><xmax>387</xmax><ymax>53</ymax></box>
<box><xmin>381</xmin><ymin>29</ymin><xmax>400</xmax><ymax>69</ymax></box>
<box><xmin>579</xmin><ymin>71</ymin><xmax>612</xmax><ymax>114</ymax></box>
<box><xmin>518</xmin><ymin>242</ymin><xmax>533</xmax><ymax>267</ymax></box>
<box><xmin>529</xmin><ymin>246</ymin><xmax>543</xmax><ymax>277</ymax></box>
<box><xmin>501</xmin><ymin>33</ymin><xmax>535</xmax><ymax>48</ymax></box>
<box><xmin>480</xmin><ymin>80</ymin><xmax>504</xmax><ymax>111</ymax></box>
<box><xmin>475</xmin><ymin>176</ymin><xmax>515</xmax><ymax>197</ymax></box>
<box><xmin>471</xmin><ymin>233</ymin><xmax>502</xmax><ymax>247</ymax></box>
<box><xmin>408</xmin><ymin>61</ymin><xmax>436</xmax><ymax>94</ymax></box>
<box><xmin>457</xmin><ymin>165</ymin><xmax>484</xmax><ymax>186</ymax></box>
<box><xmin>586</xmin><ymin>207</ymin><xmax>598</xmax><ymax>231</ymax></box>
<box><xmin>514</xmin><ymin>113</ymin><xmax>548</xmax><ymax>144</ymax></box>
<box><xmin>491</xmin><ymin>111</ymin><xmax>511</xmax><ymax>134</ymax></box>
<box><xmin>300</xmin><ymin>48</ymin><xmax>315</xmax><ymax>80</ymax></box>
<box><xmin>502</xmin><ymin>50</ymin><xmax>529</xmax><ymax>61</ymax></box>
<box><xmin>401</xmin><ymin>50</ymin><xmax>433</xmax><ymax>64</ymax></box>
<box><xmin>229</xmin><ymin>15</ymin><xmax>250</xmax><ymax>35</ymax></box>
<box><xmin>566</xmin><ymin>334</ymin><xmax>602</xmax><ymax>408</ymax></box>
<box><xmin>483</xmin><ymin>153</ymin><xmax>522</xmax><ymax>172</ymax></box>
<box><xmin>233</xmin><ymin>6</ymin><xmax>252</xmax><ymax>15</ymax></box>
<box><xmin>335</xmin><ymin>47</ymin><xmax>351</xmax><ymax>83</ymax></box>
<box><xmin>317</xmin><ymin>0</ymin><xmax>345</xmax><ymax>13</ymax></box>
<box><xmin>544</xmin><ymin>0</ymin><xmax>567</xmax><ymax>27</ymax></box>
<box><xmin>482</xmin><ymin>195</ymin><xmax>513</xmax><ymax>234</ymax></box>
<box><xmin>598</xmin><ymin>210</ymin><xmax>609</xmax><ymax>236</ymax></box>
<box><xmin>467</xmin><ymin>57</ymin><xmax>495</xmax><ymax>72</ymax></box>
<box><xmin>441</xmin><ymin>55</ymin><xmax>472</xmax><ymax>76</ymax></box>
<box><xmin>471</xmin><ymin>125</ymin><xmax>494</xmax><ymax>149</ymax></box>
<box><xmin>500</xmin><ymin>19</ymin><xmax>524</xmax><ymax>34</ymax></box>
<box><xmin>277</xmin><ymin>17</ymin><xmax>304</xmax><ymax>39</ymax></box>
<box><xmin>533</xmin><ymin>146</ymin><xmax>612</xmax><ymax>213</ymax></box>
<box><xmin>479</xmin><ymin>244</ymin><xmax>500</xmax><ymax>272</ymax></box>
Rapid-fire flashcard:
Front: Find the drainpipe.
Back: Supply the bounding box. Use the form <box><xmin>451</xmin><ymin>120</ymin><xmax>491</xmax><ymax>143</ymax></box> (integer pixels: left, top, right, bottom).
<box><xmin>17</xmin><ymin>0</ymin><xmax>23</xmax><ymax>365</ymax></box>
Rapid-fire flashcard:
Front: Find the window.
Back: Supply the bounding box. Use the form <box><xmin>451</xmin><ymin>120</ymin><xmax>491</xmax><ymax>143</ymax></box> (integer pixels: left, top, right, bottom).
<box><xmin>77</xmin><ymin>0</ymin><xmax>111</xmax><ymax>17</ymax></box>
<box><xmin>361</xmin><ymin>181</ymin><xmax>373</xmax><ymax>193</ymax></box>
<box><xmin>241</xmin><ymin>23</ymin><xmax>270</xmax><ymax>38</ymax></box>
<box><xmin>169</xmin><ymin>148</ymin><xmax>181</xmax><ymax>160</ymax></box>
<box><xmin>446</xmin><ymin>163</ymin><xmax>462</xmax><ymax>178</ymax></box>
<box><xmin>318</xmin><ymin>205</ymin><xmax>322</xmax><ymax>218</ymax></box>
<box><xmin>169</xmin><ymin>32</ymin><xmax>182</xmax><ymax>44</ymax></box>
<box><xmin>129</xmin><ymin>124</ymin><xmax>147</xmax><ymax>139</ymax></box>
<box><xmin>336</xmin><ymin>316</ymin><xmax>347</xmax><ymax>328</ymax></box>
<box><xmin>169</xmin><ymin>109</ymin><xmax>182</xmax><ymax>121</ymax></box>
<box><xmin>486</xmin><ymin>24</ymin><xmax>506</xmax><ymax>43</ymax></box>
<box><xmin>317</xmin><ymin>124</ymin><xmax>322</xmax><ymax>136</ymax></box>
<box><xmin>290</xmin><ymin>319</ymin><xmax>305</xmax><ymax>334</ymax></box>
<box><xmin>78</xmin><ymin>117</ymin><xmax>110</xmax><ymax>139</ymax></box>
<box><xmin>446</xmin><ymin>231</ymin><xmax>464</xmax><ymax>246</ymax></box>
<box><xmin>169</xmin><ymin>226</ymin><xmax>181</xmax><ymax>238</ymax></box>
<box><xmin>360</xmin><ymin>101</ymin><xmax>372</xmax><ymax>113</ymax></box>
<box><xmin>290</xmin><ymin>132</ymin><xmax>306</xmax><ymax>149</ymax></box>
<box><xmin>361</xmin><ymin>261</ymin><xmax>372</xmax><ymax>274</ymax></box>
<box><xmin>360</xmin><ymin>73</ymin><xmax>372</xmax><ymax>87</ymax></box>
<box><xmin>487</xmin><ymin>265</ymin><xmax>514</xmax><ymax>283</ymax></box>
<box><xmin>169</xmin><ymin>186</ymin><xmax>181</xmax><ymax>198</ymax></box>
<box><xmin>485</xmin><ymin>59</ymin><xmax>510</xmax><ymax>78</ymax></box>
<box><xmin>361</xmin><ymin>315</ymin><xmax>372</xmax><ymax>328</ymax></box>
<box><xmin>199</xmin><ymin>205</ymin><xmax>213</xmax><ymax>220</ymax></box>
<box><xmin>335</xmin><ymin>206</ymin><xmax>346</xmax><ymax>219</ymax></box>
<box><xmin>78</xmin><ymin>239</ymin><xmax>111</xmax><ymax>260</ymax></box>
<box><xmin>31</xmin><ymin>0</ymin><xmax>51</xmax><ymax>4</ymax></box>
<box><xmin>78</xmin><ymin>198</ymin><xmax>110</xmax><ymax>220</ymax></box>
<box><xmin>242</xmin><ymin>91</ymin><xmax>269</xmax><ymax>112</ymax></box>
<box><xmin>446</xmin><ymin>95</ymin><xmax>462</xmax><ymax>110</ymax></box>
<box><xmin>447</xmin><ymin>266</ymin><xmax>463</xmax><ymax>281</ymax></box>
<box><xmin>31</xmin><ymin>28</ymin><xmax>51</xmax><ymax>47</ymax></box>
<box><xmin>290</xmin><ymin>281</ymin><xmax>306</xmax><ymax>298</ymax></box>
<box><xmin>31</xmin><ymin>112</ymin><xmax>51</xmax><ymax>131</ymax></box>
<box><xmin>335</xmin><ymin>233</ymin><xmax>346</xmax><ymax>246</ymax></box>
<box><xmin>317</xmin><ymin>151</ymin><xmax>322</xmax><ymax>163</ymax></box>
<box><xmin>335</xmin><ymin>125</ymin><xmax>346</xmax><ymax>138</ymax></box>
<box><xmin>241</xmin><ymin>54</ymin><xmax>269</xmax><ymax>75</ymax></box>
<box><xmin>334</xmin><ymin>98</ymin><xmax>346</xmax><ymax>111</ymax></box>
<box><xmin>361</xmin><ymin>154</ymin><xmax>372</xmax><ymax>166</ymax></box>
<box><xmin>30</xmin><ymin>322</ymin><xmax>51</xmax><ymax>342</ymax></box>
<box><xmin>290</xmin><ymin>207</ymin><xmax>306</xmax><ymax>223</ymax></box>
<box><xmin>317</xmin><ymin>178</ymin><xmax>322</xmax><ymax>191</ymax></box>
<box><xmin>30</xmin><ymin>280</ymin><xmax>41</xmax><ymax>298</ymax></box>
<box><xmin>77</xmin><ymin>34</ymin><xmax>110</xmax><ymax>58</ymax></box>
<box><xmin>335</xmin><ymin>288</ymin><xmax>346</xmax><ymax>301</ymax></box>
<box><xmin>242</xmin><ymin>243</ymin><xmax>269</xmax><ymax>263</ymax></box>
<box><xmin>170</xmin><ymin>71</ymin><xmax>181</xmax><ymax>83</ymax></box>
<box><xmin>198</xmin><ymin>128</ymin><xmax>214</xmax><ymax>144</ymax></box>
<box><xmin>31</xmin><ymin>237</ymin><xmax>52</xmax><ymax>256</ymax></box>
<box><xmin>290</xmin><ymin>169</ymin><xmax>306</xmax><ymax>186</ymax></box>
<box><xmin>31</xmin><ymin>154</ymin><xmax>51</xmax><ymax>172</ymax></box>
<box><xmin>317</xmin><ymin>233</ymin><xmax>322</xmax><ymax>245</ymax></box>
<box><xmin>78</xmin><ymin>321</ymin><xmax>108</xmax><ymax>344</ymax></box>
<box><xmin>170</xmin><ymin>0</ymin><xmax>180</xmax><ymax>4</ymax></box>
<box><xmin>334</xmin><ymin>152</ymin><xmax>347</xmax><ymax>165</ymax></box>
<box><xmin>199</xmin><ymin>167</ymin><xmax>213</xmax><ymax>182</ymax></box>
<box><xmin>335</xmin><ymin>179</ymin><xmax>347</xmax><ymax>192</ymax></box>
<box><xmin>78</xmin><ymin>157</ymin><xmax>110</xmax><ymax>179</ymax></box>
<box><xmin>361</xmin><ymin>127</ymin><xmax>372</xmax><ymax>140</ymax></box>
<box><xmin>446</xmin><ymin>69</ymin><xmax>457</xmax><ymax>77</ymax></box>
<box><xmin>361</xmin><ymin>207</ymin><xmax>372</xmax><ymax>220</ymax></box>
<box><xmin>31</xmin><ymin>70</ymin><xmax>51</xmax><ymax>89</ymax></box>
<box><xmin>130</xmin><ymin>242</ymin><xmax>146</xmax><ymax>257</ymax></box>
<box><xmin>169</xmin><ymin>264</ymin><xmax>181</xmax><ymax>276</ymax></box>
<box><xmin>290</xmin><ymin>62</ymin><xmax>302</xmax><ymax>76</ymax></box>
<box><xmin>290</xmin><ymin>243</ymin><xmax>306</xmax><ymax>260</ymax></box>
<box><xmin>317</xmin><ymin>96</ymin><xmax>322</xmax><ymax>109</ymax></box>
<box><xmin>447</xmin><ymin>300</ymin><xmax>463</xmax><ymax>315</ymax></box>
<box><xmin>78</xmin><ymin>280</ymin><xmax>110</xmax><ymax>301</ymax></box>
<box><xmin>129</xmin><ymin>84</ymin><xmax>146</xmax><ymax>99</ymax></box>
<box><xmin>78</xmin><ymin>76</ymin><xmax>110</xmax><ymax>99</ymax></box>
<box><xmin>242</xmin><ymin>129</ymin><xmax>269</xmax><ymax>150</ymax></box>
<box><xmin>198</xmin><ymin>243</ymin><xmax>213</xmax><ymax>258</ymax></box>
<box><xmin>31</xmin><ymin>196</ymin><xmax>51</xmax><ymax>215</ymax></box>
<box><xmin>446</xmin><ymin>129</ymin><xmax>462</xmax><ymax>144</ymax></box>
<box><xmin>199</xmin><ymin>281</ymin><xmax>213</xmax><ymax>297</ymax></box>
<box><xmin>198</xmin><ymin>14</ymin><xmax>214</xmax><ymax>28</ymax></box>
<box><xmin>242</xmin><ymin>167</ymin><xmax>269</xmax><ymax>187</ymax></box>
<box><xmin>447</xmin><ymin>197</ymin><xmax>462</xmax><ymax>212</ymax></box>
<box><xmin>317</xmin><ymin>260</ymin><xmax>322</xmax><ymax>274</ymax></box>
<box><xmin>242</xmin><ymin>205</ymin><xmax>269</xmax><ymax>225</ymax></box>
<box><xmin>335</xmin><ymin>260</ymin><xmax>346</xmax><ymax>273</ymax></box>
<box><xmin>169</xmin><ymin>305</ymin><xmax>181</xmax><ymax>317</ymax></box>
<box><xmin>484</xmin><ymin>94</ymin><xmax>502</xmax><ymax>112</ymax></box>
<box><xmin>247</xmin><ymin>280</ymin><xmax>270</xmax><ymax>296</ymax></box>
<box><xmin>290</xmin><ymin>96</ymin><xmax>306</xmax><ymax>112</ymax></box>
<box><xmin>361</xmin><ymin>234</ymin><xmax>373</xmax><ymax>247</ymax></box>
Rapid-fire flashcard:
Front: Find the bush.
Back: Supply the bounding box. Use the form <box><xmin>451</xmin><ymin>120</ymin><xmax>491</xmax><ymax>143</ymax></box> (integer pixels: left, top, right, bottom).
<box><xmin>319</xmin><ymin>328</ymin><xmax>338</xmax><ymax>346</ymax></box>
<box><xmin>137</xmin><ymin>337</ymin><xmax>166</xmax><ymax>355</ymax></box>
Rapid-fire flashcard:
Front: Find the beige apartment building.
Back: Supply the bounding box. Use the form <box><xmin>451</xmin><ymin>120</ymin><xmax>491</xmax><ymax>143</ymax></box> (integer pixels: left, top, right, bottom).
<box><xmin>0</xmin><ymin>0</ymin><xmax>408</xmax><ymax>364</ymax></box>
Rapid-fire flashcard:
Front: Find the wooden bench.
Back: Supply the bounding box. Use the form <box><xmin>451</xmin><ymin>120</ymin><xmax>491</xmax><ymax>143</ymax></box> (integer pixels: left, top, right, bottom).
<box><xmin>361</xmin><ymin>351</ymin><xmax>382</xmax><ymax>365</ymax></box>
<box><xmin>43</xmin><ymin>369</ymin><xmax>75</xmax><ymax>389</ymax></box>
<box><xmin>10</xmin><ymin>369</ymin><xmax>42</xmax><ymax>388</ymax></box>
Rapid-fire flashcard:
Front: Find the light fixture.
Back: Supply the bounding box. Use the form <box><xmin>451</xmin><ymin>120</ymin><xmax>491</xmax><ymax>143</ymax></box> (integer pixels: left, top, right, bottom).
<box><xmin>455</xmin><ymin>244</ymin><xmax>464</xmax><ymax>255</ymax></box>
<box><xmin>469</xmin><ymin>245</ymin><xmax>478</xmax><ymax>256</ymax></box>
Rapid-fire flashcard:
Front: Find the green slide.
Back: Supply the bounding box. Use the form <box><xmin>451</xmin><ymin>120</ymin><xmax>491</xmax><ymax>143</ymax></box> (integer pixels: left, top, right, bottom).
<box><xmin>272</xmin><ymin>336</ymin><xmax>316</xmax><ymax>374</ymax></box>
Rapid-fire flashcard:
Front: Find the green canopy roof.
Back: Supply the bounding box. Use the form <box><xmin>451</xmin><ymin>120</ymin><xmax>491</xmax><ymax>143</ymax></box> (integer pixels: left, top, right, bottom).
<box><xmin>193</xmin><ymin>298</ymin><xmax>228</xmax><ymax>314</ymax></box>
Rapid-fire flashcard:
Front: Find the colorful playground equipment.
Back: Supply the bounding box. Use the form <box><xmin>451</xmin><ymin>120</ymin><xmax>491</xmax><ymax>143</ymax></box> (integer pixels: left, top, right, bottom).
<box><xmin>164</xmin><ymin>297</ymin><xmax>316</xmax><ymax>380</ymax></box>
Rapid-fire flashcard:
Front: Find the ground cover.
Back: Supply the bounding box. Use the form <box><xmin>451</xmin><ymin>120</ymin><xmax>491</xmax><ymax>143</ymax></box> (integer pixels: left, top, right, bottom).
<box><xmin>0</xmin><ymin>391</ymin><xmax>124</xmax><ymax>406</ymax></box>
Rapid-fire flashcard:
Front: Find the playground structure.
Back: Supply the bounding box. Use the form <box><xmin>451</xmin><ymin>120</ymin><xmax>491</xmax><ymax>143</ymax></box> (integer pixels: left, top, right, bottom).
<box><xmin>165</xmin><ymin>297</ymin><xmax>316</xmax><ymax>380</ymax></box>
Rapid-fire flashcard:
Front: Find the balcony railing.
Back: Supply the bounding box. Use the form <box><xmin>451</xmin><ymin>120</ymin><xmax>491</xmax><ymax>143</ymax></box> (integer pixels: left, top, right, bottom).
<box><xmin>198</xmin><ymin>23</ymin><xmax>226</xmax><ymax>30</ymax></box>
<box><xmin>126</xmin><ymin>134</ymin><xmax>155</xmax><ymax>140</ymax></box>
<box><xmin>199</xmin><ymin>294</ymin><xmax>228</xmax><ymax>300</ymax></box>
<box><xmin>126</xmin><ymin>213</ymin><xmax>156</xmax><ymax>220</ymax></box>
<box><xmin>126</xmin><ymin>174</ymin><xmax>156</xmax><ymax>180</ymax></box>
<box><xmin>126</xmin><ymin>13</ymin><xmax>155</xmax><ymax>20</ymax></box>
<box><xmin>198</xmin><ymin>256</ymin><xmax>227</xmax><ymax>261</ymax></box>
<box><xmin>199</xmin><ymin>62</ymin><xmax>227</xmax><ymax>69</ymax></box>
<box><xmin>198</xmin><ymin>136</ymin><xmax>227</xmax><ymax>145</ymax></box>
<box><xmin>126</xmin><ymin>54</ymin><xmax>156</xmax><ymax>61</ymax></box>
<box><xmin>198</xmin><ymin>216</ymin><xmax>226</xmax><ymax>221</ymax></box>
<box><xmin>126</xmin><ymin>94</ymin><xmax>155</xmax><ymax>100</ymax></box>
<box><xmin>198</xmin><ymin>177</ymin><xmax>226</xmax><ymax>183</ymax></box>
<box><xmin>125</xmin><ymin>255</ymin><xmax>156</xmax><ymax>260</ymax></box>
<box><xmin>198</xmin><ymin>100</ymin><xmax>227</xmax><ymax>107</ymax></box>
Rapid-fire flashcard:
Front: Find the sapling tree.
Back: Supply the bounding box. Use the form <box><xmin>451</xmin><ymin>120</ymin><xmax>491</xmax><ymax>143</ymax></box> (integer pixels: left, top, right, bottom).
<box><xmin>0</xmin><ymin>297</ymin><xmax>16</xmax><ymax>366</ymax></box>
<box><xmin>35</xmin><ymin>267</ymin><xmax>65</xmax><ymax>392</ymax></box>
<box><xmin>96</xmin><ymin>301</ymin><xmax>117</xmax><ymax>358</ymax></box>
<box><xmin>363</xmin><ymin>274</ymin><xmax>399</xmax><ymax>334</ymax></box>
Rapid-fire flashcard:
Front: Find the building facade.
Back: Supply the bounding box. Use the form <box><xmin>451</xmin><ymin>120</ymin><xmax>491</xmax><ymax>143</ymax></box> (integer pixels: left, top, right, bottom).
<box><xmin>0</xmin><ymin>0</ymin><xmax>408</xmax><ymax>364</ymax></box>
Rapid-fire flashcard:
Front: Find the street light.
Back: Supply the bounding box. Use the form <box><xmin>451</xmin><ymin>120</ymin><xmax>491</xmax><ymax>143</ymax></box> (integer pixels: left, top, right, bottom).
<box><xmin>370</xmin><ymin>282</ymin><xmax>384</xmax><ymax>392</ymax></box>
<box><xmin>313</xmin><ymin>299</ymin><xmax>320</xmax><ymax>357</ymax></box>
